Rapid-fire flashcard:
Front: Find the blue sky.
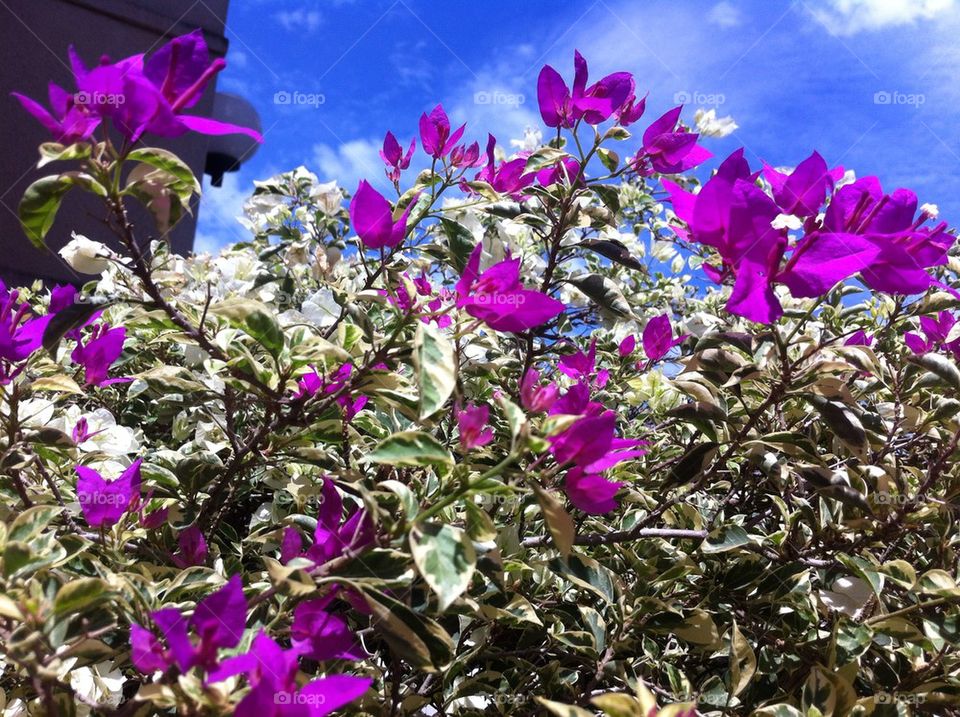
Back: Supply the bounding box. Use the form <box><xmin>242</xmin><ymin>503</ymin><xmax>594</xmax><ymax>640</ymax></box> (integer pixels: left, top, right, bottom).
<box><xmin>195</xmin><ymin>0</ymin><xmax>960</xmax><ymax>251</ymax></box>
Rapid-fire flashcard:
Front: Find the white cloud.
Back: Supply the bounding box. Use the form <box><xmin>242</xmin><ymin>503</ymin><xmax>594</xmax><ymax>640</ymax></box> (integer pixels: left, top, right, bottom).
<box><xmin>194</xmin><ymin>173</ymin><xmax>254</xmax><ymax>254</ymax></box>
<box><xmin>274</xmin><ymin>9</ymin><xmax>322</xmax><ymax>33</ymax></box>
<box><xmin>311</xmin><ymin>138</ymin><xmax>384</xmax><ymax>193</ymax></box>
<box><xmin>809</xmin><ymin>0</ymin><xmax>955</xmax><ymax>35</ymax></box>
<box><xmin>708</xmin><ymin>1</ymin><xmax>742</xmax><ymax>28</ymax></box>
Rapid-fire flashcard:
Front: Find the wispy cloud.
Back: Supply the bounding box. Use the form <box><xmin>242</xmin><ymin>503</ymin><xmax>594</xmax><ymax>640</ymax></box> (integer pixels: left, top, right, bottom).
<box><xmin>311</xmin><ymin>138</ymin><xmax>384</xmax><ymax>192</ymax></box>
<box><xmin>806</xmin><ymin>0</ymin><xmax>955</xmax><ymax>35</ymax></box>
<box><xmin>195</xmin><ymin>174</ymin><xmax>254</xmax><ymax>254</ymax></box>
<box><xmin>273</xmin><ymin>8</ymin><xmax>323</xmax><ymax>33</ymax></box>
<box><xmin>709</xmin><ymin>1</ymin><xmax>743</xmax><ymax>28</ymax></box>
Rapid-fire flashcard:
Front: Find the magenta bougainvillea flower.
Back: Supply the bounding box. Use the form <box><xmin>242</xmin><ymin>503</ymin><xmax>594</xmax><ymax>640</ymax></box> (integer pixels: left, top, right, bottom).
<box><xmin>633</xmin><ymin>106</ymin><xmax>712</xmax><ymax>175</ymax></box>
<box><xmin>131</xmin><ymin>575</ymin><xmax>246</xmax><ymax>674</ymax></box>
<box><xmin>905</xmin><ymin>311</ymin><xmax>960</xmax><ymax>358</ymax></box>
<box><xmin>456</xmin><ymin>404</ymin><xmax>494</xmax><ymax>451</ymax></box>
<box><xmin>615</xmin><ymin>91</ymin><xmax>647</xmax><ymax>126</ymax></box>
<box><xmin>291</xmin><ymin>594</ymin><xmax>366</xmax><ymax>661</ymax></box>
<box><xmin>537</xmin><ymin>51</ymin><xmax>634</xmax><ymax>128</ymax></box>
<box><xmin>0</xmin><ymin>282</ymin><xmax>52</xmax><ymax>383</ymax></box>
<box><xmin>349</xmin><ymin>180</ymin><xmax>416</xmax><ymax>250</ymax></box>
<box><xmin>618</xmin><ymin>334</ymin><xmax>636</xmax><ymax>356</ymax></box>
<box><xmin>68</xmin><ymin>30</ymin><xmax>261</xmax><ymax>143</ymax></box>
<box><xmin>75</xmin><ymin>458</ymin><xmax>142</xmax><ymax>528</ymax></box>
<box><xmin>665</xmin><ymin>149</ymin><xmax>885</xmax><ymax>323</ymax></box>
<box><xmin>762</xmin><ymin>151</ymin><xmax>843</xmax><ymax>218</ymax></box>
<box><xmin>845</xmin><ymin>330</ymin><xmax>874</xmax><ymax>347</ymax></box>
<box><xmin>171</xmin><ymin>524</ymin><xmax>208</xmax><ymax>568</ymax></box>
<box><xmin>419</xmin><ymin>103</ymin><xmax>465</xmax><ymax>159</ymax></box>
<box><xmin>11</xmin><ymin>82</ymin><xmax>100</xmax><ymax>144</ymax></box>
<box><xmin>549</xmin><ymin>381</ymin><xmax>602</xmax><ymax>417</ymax></box>
<box><xmin>71</xmin><ymin>323</ymin><xmax>127</xmax><ymax>386</ymax></box>
<box><xmin>295</xmin><ymin>363</ymin><xmax>368</xmax><ymax>420</ymax></box>
<box><xmin>549</xmin><ymin>411</ymin><xmax>645</xmax><ymax>514</ymax></box>
<box><xmin>520</xmin><ymin>368</ymin><xmax>559</xmax><ymax>413</ymax></box>
<box><xmin>536</xmin><ymin>157</ymin><xmax>583</xmax><ymax>188</ymax></box>
<box><xmin>281</xmin><ymin>478</ymin><xmax>374</xmax><ymax>567</ymax></box>
<box><xmin>380</xmin><ymin>131</ymin><xmax>416</xmax><ymax>182</ymax></box>
<box><xmin>450</xmin><ymin>140</ymin><xmax>482</xmax><ymax>169</ymax></box>
<box><xmin>474</xmin><ymin>135</ymin><xmax>534</xmax><ymax>199</ymax></box>
<box><xmin>383</xmin><ymin>273</ymin><xmax>453</xmax><ymax>329</ymax></box>
<box><xmin>558</xmin><ymin>339</ymin><xmax>609</xmax><ymax>388</ymax></box>
<box><xmin>206</xmin><ymin>630</ymin><xmax>371</xmax><ymax>717</ymax></box>
<box><xmin>564</xmin><ymin>467</ymin><xmax>623</xmax><ymax>514</ymax></box>
<box><xmin>816</xmin><ymin>177</ymin><xmax>953</xmax><ymax>295</ymax></box>
<box><xmin>642</xmin><ymin>314</ymin><xmax>688</xmax><ymax>362</ymax></box>
<box><xmin>455</xmin><ymin>243</ymin><xmax>565</xmax><ymax>332</ymax></box>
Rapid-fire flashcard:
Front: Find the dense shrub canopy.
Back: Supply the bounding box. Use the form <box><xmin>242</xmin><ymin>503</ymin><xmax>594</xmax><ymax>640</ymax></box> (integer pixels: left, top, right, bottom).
<box><xmin>3</xmin><ymin>30</ymin><xmax>960</xmax><ymax>717</ymax></box>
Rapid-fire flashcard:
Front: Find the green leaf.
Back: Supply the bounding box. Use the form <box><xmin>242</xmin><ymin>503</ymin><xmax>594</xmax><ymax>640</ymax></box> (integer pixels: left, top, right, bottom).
<box><xmin>547</xmin><ymin>554</ymin><xmax>617</xmax><ymax>603</ymax></box>
<box><xmin>9</xmin><ymin>506</ymin><xmax>62</xmax><ymax>542</ymax></box>
<box><xmin>729</xmin><ymin>620</ymin><xmax>757</xmax><ymax>697</ymax></box>
<box><xmin>531</xmin><ymin>482</ymin><xmax>575</xmax><ymax>556</ymax></box>
<box><xmin>211</xmin><ymin>298</ymin><xmax>284</xmax><ymax>357</ymax></box>
<box><xmin>410</xmin><ymin>522</ymin><xmax>476</xmax><ymax>611</ymax></box>
<box><xmin>523</xmin><ymin>146</ymin><xmax>570</xmax><ymax>174</ymax></box>
<box><xmin>19</xmin><ymin>175</ymin><xmax>73</xmax><ymax>249</ymax></box>
<box><xmin>42</xmin><ymin>298</ymin><xmax>113</xmax><ymax>353</ymax></box>
<box><xmin>665</xmin><ymin>442</ymin><xmax>718</xmax><ymax>489</ymax></box>
<box><xmin>702</xmin><ymin>525</ymin><xmax>750</xmax><ymax>553</ymax></box>
<box><xmin>597</xmin><ymin>147</ymin><xmax>620</xmax><ymax>173</ymax></box>
<box><xmin>127</xmin><ymin>147</ymin><xmax>201</xmax><ymax>195</ymax></box>
<box><xmin>413</xmin><ymin>322</ymin><xmax>455</xmax><ymax>419</ymax></box>
<box><xmin>910</xmin><ymin>352</ymin><xmax>960</xmax><ymax>391</ymax></box>
<box><xmin>54</xmin><ymin>578</ymin><xmax>107</xmax><ymax>617</ymax></box>
<box><xmin>363</xmin><ymin>589</ymin><xmax>453</xmax><ymax>671</ymax></box>
<box><xmin>593</xmin><ymin>184</ymin><xmax>621</xmax><ymax>214</ymax></box>
<box><xmin>536</xmin><ymin>698</ymin><xmax>595</xmax><ymax>717</ymax></box>
<box><xmin>567</xmin><ymin>273</ymin><xmax>632</xmax><ymax>317</ymax></box>
<box><xmin>580</xmin><ymin>238</ymin><xmax>643</xmax><ymax>271</ymax></box>
<box><xmin>438</xmin><ymin>218</ymin><xmax>475</xmax><ymax>272</ymax></box>
<box><xmin>38</xmin><ymin>142</ymin><xmax>91</xmax><ymax>168</ymax></box>
<box><xmin>366</xmin><ymin>431</ymin><xmax>453</xmax><ymax>467</ymax></box>
<box><xmin>590</xmin><ymin>693</ymin><xmax>642</xmax><ymax>717</ymax></box>
<box><xmin>806</xmin><ymin>395</ymin><xmax>868</xmax><ymax>459</ymax></box>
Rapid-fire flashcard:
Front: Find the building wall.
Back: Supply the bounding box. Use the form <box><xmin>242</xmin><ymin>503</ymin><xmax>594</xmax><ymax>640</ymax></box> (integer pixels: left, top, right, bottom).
<box><xmin>0</xmin><ymin>0</ymin><xmax>230</xmax><ymax>286</ymax></box>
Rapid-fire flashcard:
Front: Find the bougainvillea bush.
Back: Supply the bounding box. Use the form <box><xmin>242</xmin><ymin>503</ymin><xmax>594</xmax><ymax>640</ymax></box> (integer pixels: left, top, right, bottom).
<box><xmin>4</xmin><ymin>31</ymin><xmax>960</xmax><ymax>716</ymax></box>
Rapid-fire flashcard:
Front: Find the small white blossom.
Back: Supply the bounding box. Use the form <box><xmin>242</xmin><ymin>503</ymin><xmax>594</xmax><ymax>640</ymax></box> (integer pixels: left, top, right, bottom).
<box><xmin>694</xmin><ymin>108</ymin><xmax>738</xmax><ymax>138</ymax></box>
<box><xmin>59</xmin><ymin>233</ymin><xmax>115</xmax><ymax>274</ymax></box>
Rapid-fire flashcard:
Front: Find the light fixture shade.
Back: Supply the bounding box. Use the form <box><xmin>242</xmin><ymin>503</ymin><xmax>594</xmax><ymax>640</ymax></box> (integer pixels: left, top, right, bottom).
<box><xmin>205</xmin><ymin>92</ymin><xmax>262</xmax><ymax>186</ymax></box>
